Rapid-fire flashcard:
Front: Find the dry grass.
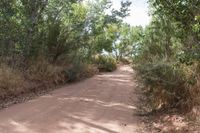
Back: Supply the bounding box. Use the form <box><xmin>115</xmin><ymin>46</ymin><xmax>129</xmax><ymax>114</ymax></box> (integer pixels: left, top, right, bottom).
<box><xmin>27</xmin><ymin>59</ymin><xmax>66</xmax><ymax>84</ymax></box>
<box><xmin>79</xmin><ymin>64</ymin><xmax>99</xmax><ymax>79</ymax></box>
<box><xmin>0</xmin><ymin>57</ymin><xmax>99</xmax><ymax>107</ymax></box>
<box><xmin>0</xmin><ymin>64</ymin><xmax>24</xmax><ymax>98</ymax></box>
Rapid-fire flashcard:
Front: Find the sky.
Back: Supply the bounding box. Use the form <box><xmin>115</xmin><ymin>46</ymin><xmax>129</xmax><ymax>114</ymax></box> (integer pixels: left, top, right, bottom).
<box><xmin>111</xmin><ymin>0</ymin><xmax>151</xmax><ymax>27</ymax></box>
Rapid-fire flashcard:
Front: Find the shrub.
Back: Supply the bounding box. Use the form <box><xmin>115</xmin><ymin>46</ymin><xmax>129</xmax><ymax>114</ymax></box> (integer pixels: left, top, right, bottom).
<box><xmin>0</xmin><ymin>64</ymin><xmax>24</xmax><ymax>98</ymax></box>
<box><xmin>120</xmin><ymin>58</ymin><xmax>131</xmax><ymax>65</ymax></box>
<box><xmin>64</xmin><ymin>63</ymin><xmax>98</xmax><ymax>82</ymax></box>
<box><xmin>94</xmin><ymin>55</ymin><xmax>117</xmax><ymax>72</ymax></box>
<box><xmin>134</xmin><ymin>60</ymin><xmax>199</xmax><ymax>110</ymax></box>
<box><xmin>27</xmin><ymin>59</ymin><xmax>65</xmax><ymax>84</ymax></box>
<box><xmin>79</xmin><ymin>64</ymin><xmax>99</xmax><ymax>79</ymax></box>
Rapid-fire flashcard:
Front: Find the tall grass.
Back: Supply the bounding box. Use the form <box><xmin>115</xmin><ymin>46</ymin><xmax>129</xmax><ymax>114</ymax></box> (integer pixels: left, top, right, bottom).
<box><xmin>0</xmin><ymin>57</ymin><xmax>99</xmax><ymax>100</ymax></box>
<box><xmin>27</xmin><ymin>59</ymin><xmax>65</xmax><ymax>84</ymax></box>
<box><xmin>0</xmin><ymin>64</ymin><xmax>24</xmax><ymax>98</ymax></box>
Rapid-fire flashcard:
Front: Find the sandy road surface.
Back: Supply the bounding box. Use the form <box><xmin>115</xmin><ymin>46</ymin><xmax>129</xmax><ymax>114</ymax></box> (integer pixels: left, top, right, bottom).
<box><xmin>0</xmin><ymin>66</ymin><xmax>141</xmax><ymax>133</ymax></box>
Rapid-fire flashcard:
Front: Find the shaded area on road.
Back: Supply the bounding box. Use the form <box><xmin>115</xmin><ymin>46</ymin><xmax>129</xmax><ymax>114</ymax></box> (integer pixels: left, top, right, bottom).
<box><xmin>0</xmin><ymin>66</ymin><xmax>141</xmax><ymax>133</ymax></box>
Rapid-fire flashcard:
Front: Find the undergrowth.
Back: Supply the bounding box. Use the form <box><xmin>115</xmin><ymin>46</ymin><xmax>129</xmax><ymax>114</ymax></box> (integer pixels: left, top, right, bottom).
<box><xmin>93</xmin><ymin>55</ymin><xmax>117</xmax><ymax>72</ymax></box>
<box><xmin>0</xmin><ymin>64</ymin><xmax>24</xmax><ymax>98</ymax></box>
<box><xmin>0</xmin><ymin>57</ymin><xmax>103</xmax><ymax>101</ymax></box>
<box><xmin>134</xmin><ymin>59</ymin><xmax>200</xmax><ymax>112</ymax></box>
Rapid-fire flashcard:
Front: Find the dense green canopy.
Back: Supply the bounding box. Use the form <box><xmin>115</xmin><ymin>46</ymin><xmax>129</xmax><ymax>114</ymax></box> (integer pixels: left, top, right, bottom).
<box><xmin>0</xmin><ymin>0</ymin><xmax>133</xmax><ymax>62</ymax></box>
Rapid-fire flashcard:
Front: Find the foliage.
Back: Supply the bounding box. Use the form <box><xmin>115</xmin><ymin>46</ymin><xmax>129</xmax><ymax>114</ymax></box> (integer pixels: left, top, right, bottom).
<box><xmin>0</xmin><ymin>0</ymin><xmax>132</xmax><ymax>100</ymax></box>
<box><xmin>133</xmin><ymin>0</ymin><xmax>200</xmax><ymax>111</ymax></box>
<box><xmin>94</xmin><ymin>55</ymin><xmax>117</xmax><ymax>72</ymax></box>
<box><xmin>113</xmin><ymin>24</ymin><xmax>144</xmax><ymax>60</ymax></box>
<box><xmin>64</xmin><ymin>63</ymin><xmax>98</xmax><ymax>82</ymax></box>
<box><xmin>135</xmin><ymin>61</ymin><xmax>185</xmax><ymax>108</ymax></box>
<box><xmin>120</xmin><ymin>58</ymin><xmax>131</xmax><ymax>65</ymax></box>
<box><xmin>0</xmin><ymin>0</ymin><xmax>131</xmax><ymax>60</ymax></box>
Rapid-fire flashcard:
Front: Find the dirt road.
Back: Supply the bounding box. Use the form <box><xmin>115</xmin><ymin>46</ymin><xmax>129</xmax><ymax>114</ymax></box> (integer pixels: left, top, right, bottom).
<box><xmin>0</xmin><ymin>66</ymin><xmax>142</xmax><ymax>133</ymax></box>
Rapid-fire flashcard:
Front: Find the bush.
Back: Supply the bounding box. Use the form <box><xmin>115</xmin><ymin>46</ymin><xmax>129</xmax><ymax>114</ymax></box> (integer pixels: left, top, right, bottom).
<box><xmin>27</xmin><ymin>59</ymin><xmax>65</xmax><ymax>84</ymax></box>
<box><xmin>64</xmin><ymin>63</ymin><xmax>98</xmax><ymax>82</ymax></box>
<box><xmin>120</xmin><ymin>58</ymin><xmax>131</xmax><ymax>65</ymax></box>
<box><xmin>94</xmin><ymin>55</ymin><xmax>117</xmax><ymax>72</ymax></box>
<box><xmin>0</xmin><ymin>64</ymin><xmax>24</xmax><ymax>98</ymax></box>
<box><xmin>134</xmin><ymin>60</ymin><xmax>198</xmax><ymax>110</ymax></box>
<box><xmin>79</xmin><ymin>64</ymin><xmax>99</xmax><ymax>79</ymax></box>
